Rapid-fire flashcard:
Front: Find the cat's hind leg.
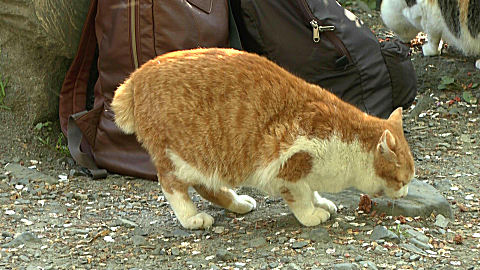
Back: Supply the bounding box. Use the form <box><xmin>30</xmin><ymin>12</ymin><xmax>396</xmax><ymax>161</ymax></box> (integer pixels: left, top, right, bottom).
<box><xmin>313</xmin><ymin>191</ymin><xmax>337</xmax><ymax>214</ymax></box>
<box><xmin>193</xmin><ymin>185</ymin><xmax>256</xmax><ymax>214</ymax></box>
<box><xmin>159</xmin><ymin>174</ymin><xmax>214</xmax><ymax>229</ymax></box>
<box><xmin>280</xmin><ymin>184</ymin><xmax>330</xmax><ymax>227</ymax></box>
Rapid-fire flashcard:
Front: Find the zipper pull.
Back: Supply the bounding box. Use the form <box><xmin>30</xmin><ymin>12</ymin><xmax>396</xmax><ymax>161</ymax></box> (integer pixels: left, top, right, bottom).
<box><xmin>310</xmin><ymin>20</ymin><xmax>336</xmax><ymax>43</ymax></box>
<box><xmin>310</xmin><ymin>20</ymin><xmax>320</xmax><ymax>43</ymax></box>
<box><xmin>319</xmin><ymin>25</ymin><xmax>335</xmax><ymax>32</ymax></box>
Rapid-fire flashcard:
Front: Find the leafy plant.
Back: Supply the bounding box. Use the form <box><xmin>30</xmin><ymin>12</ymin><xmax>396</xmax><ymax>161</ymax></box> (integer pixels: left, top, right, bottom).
<box><xmin>0</xmin><ymin>48</ymin><xmax>10</xmax><ymax>110</ymax></box>
<box><xmin>0</xmin><ymin>73</ymin><xmax>9</xmax><ymax>110</ymax></box>
<box><xmin>438</xmin><ymin>76</ymin><xmax>455</xmax><ymax>90</ymax></box>
<box><xmin>56</xmin><ymin>133</ymin><xmax>70</xmax><ymax>156</ymax></box>
<box><xmin>34</xmin><ymin>121</ymin><xmax>70</xmax><ymax>156</ymax></box>
<box><xmin>462</xmin><ymin>91</ymin><xmax>477</xmax><ymax>104</ymax></box>
<box><xmin>37</xmin><ymin>135</ymin><xmax>50</xmax><ymax>146</ymax></box>
<box><xmin>35</xmin><ymin>121</ymin><xmax>53</xmax><ymax>131</ymax></box>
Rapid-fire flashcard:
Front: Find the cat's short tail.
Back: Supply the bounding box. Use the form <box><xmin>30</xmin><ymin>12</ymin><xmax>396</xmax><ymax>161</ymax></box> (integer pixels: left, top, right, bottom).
<box><xmin>111</xmin><ymin>78</ymin><xmax>136</xmax><ymax>134</ymax></box>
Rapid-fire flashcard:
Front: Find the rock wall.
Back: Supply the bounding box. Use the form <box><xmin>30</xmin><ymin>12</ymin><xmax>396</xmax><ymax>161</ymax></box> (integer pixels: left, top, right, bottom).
<box><xmin>0</xmin><ymin>0</ymin><xmax>89</xmax><ymax>124</ymax></box>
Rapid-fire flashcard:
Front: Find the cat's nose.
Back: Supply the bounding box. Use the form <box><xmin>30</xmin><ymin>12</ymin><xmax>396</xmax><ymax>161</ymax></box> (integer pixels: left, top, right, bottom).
<box><xmin>392</xmin><ymin>186</ymin><xmax>409</xmax><ymax>199</ymax></box>
<box><xmin>399</xmin><ymin>185</ymin><xmax>409</xmax><ymax>198</ymax></box>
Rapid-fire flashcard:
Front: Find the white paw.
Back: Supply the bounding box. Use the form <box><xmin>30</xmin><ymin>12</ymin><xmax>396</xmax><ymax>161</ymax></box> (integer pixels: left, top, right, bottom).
<box><xmin>313</xmin><ymin>191</ymin><xmax>337</xmax><ymax>214</ymax></box>
<box><xmin>181</xmin><ymin>212</ymin><xmax>214</xmax><ymax>230</ymax></box>
<box><xmin>296</xmin><ymin>207</ymin><xmax>330</xmax><ymax>227</ymax></box>
<box><xmin>475</xmin><ymin>59</ymin><xmax>480</xmax><ymax>70</ymax></box>
<box><xmin>230</xmin><ymin>194</ymin><xmax>257</xmax><ymax>214</ymax></box>
<box><xmin>422</xmin><ymin>43</ymin><xmax>441</xmax><ymax>56</ymax></box>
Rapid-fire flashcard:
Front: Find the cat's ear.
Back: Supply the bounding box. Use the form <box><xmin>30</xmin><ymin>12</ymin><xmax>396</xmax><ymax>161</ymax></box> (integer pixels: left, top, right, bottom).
<box><xmin>377</xmin><ymin>129</ymin><xmax>397</xmax><ymax>163</ymax></box>
<box><xmin>388</xmin><ymin>107</ymin><xmax>403</xmax><ymax>124</ymax></box>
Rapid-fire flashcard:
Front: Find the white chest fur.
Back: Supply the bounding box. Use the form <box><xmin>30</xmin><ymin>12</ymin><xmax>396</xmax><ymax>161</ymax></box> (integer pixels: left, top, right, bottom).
<box><xmin>249</xmin><ymin>136</ymin><xmax>384</xmax><ymax>196</ymax></box>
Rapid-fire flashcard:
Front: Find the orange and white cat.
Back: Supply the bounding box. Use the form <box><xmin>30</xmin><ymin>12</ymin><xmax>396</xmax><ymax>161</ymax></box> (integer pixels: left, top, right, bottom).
<box><xmin>111</xmin><ymin>48</ymin><xmax>415</xmax><ymax>229</ymax></box>
<box><xmin>381</xmin><ymin>0</ymin><xmax>480</xmax><ymax>69</ymax></box>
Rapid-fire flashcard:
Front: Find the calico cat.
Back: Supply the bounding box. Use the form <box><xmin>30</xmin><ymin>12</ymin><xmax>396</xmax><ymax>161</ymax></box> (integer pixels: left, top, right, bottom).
<box><xmin>111</xmin><ymin>48</ymin><xmax>415</xmax><ymax>229</ymax></box>
<box><xmin>380</xmin><ymin>0</ymin><xmax>480</xmax><ymax>69</ymax></box>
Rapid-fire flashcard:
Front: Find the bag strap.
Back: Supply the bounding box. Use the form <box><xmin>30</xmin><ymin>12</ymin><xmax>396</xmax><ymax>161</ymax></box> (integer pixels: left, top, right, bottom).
<box><xmin>60</xmin><ymin>0</ymin><xmax>108</xmax><ymax>179</ymax></box>
<box><xmin>228</xmin><ymin>0</ymin><xmax>242</xmax><ymax>50</ymax></box>
<box><xmin>59</xmin><ymin>0</ymin><xmax>99</xmax><ymax>136</ymax></box>
<box><xmin>68</xmin><ymin>111</ymin><xmax>108</xmax><ymax>179</ymax></box>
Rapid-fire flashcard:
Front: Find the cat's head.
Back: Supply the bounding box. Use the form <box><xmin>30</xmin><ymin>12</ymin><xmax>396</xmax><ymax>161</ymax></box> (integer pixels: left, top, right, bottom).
<box><xmin>372</xmin><ymin>107</ymin><xmax>415</xmax><ymax>199</ymax></box>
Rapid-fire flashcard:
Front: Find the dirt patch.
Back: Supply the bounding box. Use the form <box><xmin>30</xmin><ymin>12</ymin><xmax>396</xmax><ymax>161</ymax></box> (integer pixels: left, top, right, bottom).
<box><xmin>1</xmin><ymin>2</ymin><xmax>480</xmax><ymax>269</ymax></box>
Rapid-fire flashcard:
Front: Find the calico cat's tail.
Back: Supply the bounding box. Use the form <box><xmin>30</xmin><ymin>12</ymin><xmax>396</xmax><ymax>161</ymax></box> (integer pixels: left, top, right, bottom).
<box><xmin>111</xmin><ymin>78</ymin><xmax>136</xmax><ymax>134</ymax></box>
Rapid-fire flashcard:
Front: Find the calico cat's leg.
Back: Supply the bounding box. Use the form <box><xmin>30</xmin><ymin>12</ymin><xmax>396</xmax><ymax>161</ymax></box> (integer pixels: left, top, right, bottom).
<box><xmin>422</xmin><ymin>35</ymin><xmax>442</xmax><ymax>56</ymax></box>
<box><xmin>159</xmin><ymin>174</ymin><xmax>214</xmax><ymax>229</ymax></box>
<box><xmin>193</xmin><ymin>185</ymin><xmax>256</xmax><ymax>214</ymax></box>
<box><xmin>313</xmin><ymin>191</ymin><xmax>337</xmax><ymax>214</ymax></box>
<box><xmin>280</xmin><ymin>184</ymin><xmax>330</xmax><ymax>226</ymax></box>
<box><xmin>475</xmin><ymin>59</ymin><xmax>480</xmax><ymax>70</ymax></box>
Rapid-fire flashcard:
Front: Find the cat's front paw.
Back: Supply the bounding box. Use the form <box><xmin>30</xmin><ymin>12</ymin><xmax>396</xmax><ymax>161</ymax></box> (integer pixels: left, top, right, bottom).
<box><xmin>229</xmin><ymin>194</ymin><xmax>257</xmax><ymax>214</ymax></box>
<box><xmin>422</xmin><ymin>43</ymin><xmax>441</xmax><ymax>56</ymax></box>
<box><xmin>475</xmin><ymin>59</ymin><xmax>480</xmax><ymax>70</ymax></box>
<box><xmin>295</xmin><ymin>207</ymin><xmax>330</xmax><ymax>227</ymax></box>
<box><xmin>180</xmin><ymin>212</ymin><xmax>214</xmax><ymax>230</ymax></box>
<box><xmin>313</xmin><ymin>191</ymin><xmax>337</xmax><ymax>214</ymax></box>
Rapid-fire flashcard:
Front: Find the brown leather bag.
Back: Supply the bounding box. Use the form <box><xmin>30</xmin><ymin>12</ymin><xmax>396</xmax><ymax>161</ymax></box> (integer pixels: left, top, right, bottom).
<box><xmin>59</xmin><ymin>0</ymin><xmax>230</xmax><ymax>179</ymax></box>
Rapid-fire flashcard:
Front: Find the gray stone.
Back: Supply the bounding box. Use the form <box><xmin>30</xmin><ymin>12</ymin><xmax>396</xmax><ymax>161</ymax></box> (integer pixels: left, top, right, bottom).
<box><xmin>216</xmin><ymin>249</ymin><xmax>234</xmax><ymax>261</ymax></box>
<box><xmin>292</xmin><ymin>241</ymin><xmax>309</xmax><ymax>249</ymax></box>
<box><xmin>131</xmin><ymin>235</ymin><xmax>148</xmax><ymax>246</ymax></box>
<box><xmin>322</xmin><ymin>179</ymin><xmax>453</xmax><ymax>218</ymax></box>
<box><xmin>152</xmin><ymin>247</ymin><xmax>165</xmax><ymax>256</ymax></box>
<box><xmin>409</xmin><ymin>254</ymin><xmax>421</xmax><ymax>261</ymax></box>
<box><xmin>410</xmin><ymin>95</ymin><xmax>434</xmax><ymax>118</ymax></box>
<box><xmin>15</xmin><ymin>199</ymin><xmax>30</xmax><ymax>204</ymax></box>
<box><xmin>278</xmin><ymin>237</ymin><xmax>288</xmax><ymax>244</ymax></box>
<box><xmin>1</xmin><ymin>232</ymin><xmax>41</xmax><ymax>248</ymax></box>
<box><xmin>399</xmin><ymin>243</ymin><xmax>427</xmax><ymax>256</ymax></box>
<box><xmin>19</xmin><ymin>255</ymin><xmax>30</xmax><ymax>262</ymax></box>
<box><xmin>171</xmin><ymin>247</ymin><xmax>180</xmax><ymax>256</ymax></box>
<box><xmin>405</xmin><ymin>229</ymin><xmax>429</xmax><ymax>243</ymax></box>
<box><xmin>269</xmin><ymin>262</ymin><xmax>279</xmax><ymax>268</ymax></box>
<box><xmin>213</xmin><ymin>226</ymin><xmax>225</xmax><ymax>234</ymax></box>
<box><xmin>249</xmin><ymin>237</ymin><xmax>267</xmax><ymax>248</ymax></box>
<box><xmin>133</xmin><ymin>227</ymin><xmax>148</xmax><ymax>236</ymax></box>
<box><xmin>12</xmin><ymin>178</ymin><xmax>30</xmax><ymax>186</ymax></box>
<box><xmin>374</xmin><ymin>245</ymin><xmax>387</xmax><ymax>254</ymax></box>
<box><xmin>370</xmin><ymin>226</ymin><xmax>399</xmax><ymax>243</ymax></box>
<box><xmin>333</xmin><ymin>263</ymin><xmax>359</xmax><ymax>270</ymax></box>
<box><xmin>172</xmin><ymin>229</ymin><xmax>190</xmax><ymax>238</ymax></box>
<box><xmin>359</xmin><ymin>261</ymin><xmax>378</xmax><ymax>270</ymax></box>
<box><xmin>5</xmin><ymin>163</ymin><xmax>58</xmax><ymax>185</ymax></box>
<box><xmin>434</xmin><ymin>214</ymin><xmax>449</xmax><ymax>228</ymax></box>
<box><xmin>459</xmin><ymin>134</ymin><xmax>471</xmax><ymax>143</ymax></box>
<box><xmin>409</xmin><ymin>238</ymin><xmax>430</xmax><ymax>250</ymax></box>
<box><xmin>308</xmin><ymin>228</ymin><xmax>331</xmax><ymax>243</ymax></box>
<box><xmin>117</xmin><ymin>218</ymin><xmax>138</xmax><ymax>228</ymax></box>
<box><xmin>286</xmin><ymin>263</ymin><xmax>302</xmax><ymax>270</ymax></box>
<box><xmin>433</xmin><ymin>179</ymin><xmax>452</xmax><ymax>192</ymax></box>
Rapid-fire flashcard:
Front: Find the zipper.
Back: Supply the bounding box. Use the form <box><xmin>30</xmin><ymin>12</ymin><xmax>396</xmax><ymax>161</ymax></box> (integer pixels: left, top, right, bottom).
<box><xmin>130</xmin><ymin>0</ymin><xmax>139</xmax><ymax>69</ymax></box>
<box><xmin>310</xmin><ymin>20</ymin><xmax>335</xmax><ymax>43</ymax></box>
<box><xmin>298</xmin><ymin>0</ymin><xmax>353</xmax><ymax>64</ymax></box>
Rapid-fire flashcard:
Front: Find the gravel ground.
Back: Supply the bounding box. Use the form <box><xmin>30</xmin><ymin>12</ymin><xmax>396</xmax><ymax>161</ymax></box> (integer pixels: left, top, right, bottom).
<box><xmin>1</xmin><ymin>2</ymin><xmax>480</xmax><ymax>269</ymax></box>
